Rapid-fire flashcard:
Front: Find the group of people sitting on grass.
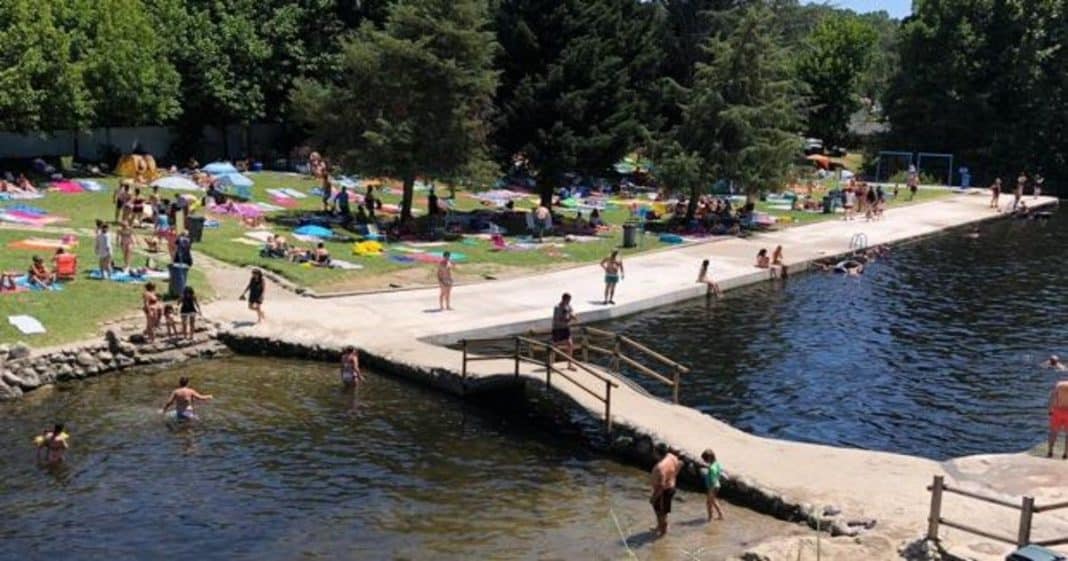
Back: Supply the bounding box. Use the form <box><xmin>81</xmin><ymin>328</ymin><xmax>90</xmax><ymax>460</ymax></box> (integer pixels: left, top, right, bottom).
<box><xmin>259</xmin><ymin>234</ymin><xmax>332</xmax><ymax>267</ymax></box>
<box><xmin>0</xmin><ymin>172</ymin><xmax>38</xmax><ymax>194</ymax></box>
<box><xmin>673</xmin><ymin>196</ymin><xmax>752</xmax><ymax>235</ymax></box>
<box><xmin>1</xmin><ymin>249</ymin><xmax>77</xmax><ymax>292</ymax></box>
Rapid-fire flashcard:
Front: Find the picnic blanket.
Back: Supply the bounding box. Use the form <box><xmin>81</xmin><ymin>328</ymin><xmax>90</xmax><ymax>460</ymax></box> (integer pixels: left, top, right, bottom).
<box><xmin>51</xmin><ymin>180</ymin><xmax>84</xmax><ymax>193</ymax></box>
<box><xmin>281</xmin><ymin>188</ymin><xmax>307</xmax><ymax>199</ymax></box>
<box><xmin>0</xmin><ymin>192</ymin><xmax>45</xmax><ymax>200</ymax></box>
<box><xmin>244</xmin><ymin>230</ymin><xmax>276</xmax><ymax>242</ymax></box>
<box><xmin>329</xmin><ymin>259</ymin><xmax>363</xmax><ymax>270</ymax></box>
<box><xmin>89</xmin><ymin>269</ymin><xmax>168</xmax><ymax>283</ymax></box>
<box><xmin>78</xmin><ymin>180</ymin><xmax>106</xmax><ymax>192</ymax></box>
<box><xmin>8</xmin><ymin>315</ymin><xmax>46</xmax><ymax>334</ymax></box>
<box><xmin>0</xmin><ymin>211</ymin><xmax>68</xmax><ymax>226</ymax></box>
<box><xmin>294</xmin><ymin>225</ymin><xmax>333</xmax><ymax>238</ymax></box>
<box><xmin>207</xmin><ymin>201</ymin><xmax>264</xmax><ymax>219</ymax></box>
<box><xmin>10</xmin><ymin>275</ymin><xmax>63</xmax><ymax>291</ymax></box>
<box><xmin>255</xmin><ymin>202</ymin><xmax>286</xmax><ymax>212</ymax></box>
<box><xmin>8</xmin><ymin>237</ymin><xmax>77</xmax><ymax>251</ymax></box>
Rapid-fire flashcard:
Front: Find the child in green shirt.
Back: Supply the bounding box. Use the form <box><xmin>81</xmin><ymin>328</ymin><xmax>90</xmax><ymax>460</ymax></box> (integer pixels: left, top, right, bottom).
<box><xmin>701</xmin><ymin>449</ymin><xmax>725</xmax><ymax>521</ymax></box>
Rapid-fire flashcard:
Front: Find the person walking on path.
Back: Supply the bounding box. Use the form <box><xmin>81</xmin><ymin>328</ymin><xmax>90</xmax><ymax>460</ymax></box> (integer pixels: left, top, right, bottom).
<box><xmin>990</xmin><ymin>178</ymin><xmax>1001</xmax><ymax>210</ymax></box>
<box><xmin>437</xmin><ymin>251</ymin><xmax>454</xmax><ymax>311</ymax></box>
<box><xmin>600</xmin><ymin>250</ymin><xmax>624</xmax><ymax>305</ymax></box>
<box><xmin>551</xmin><ymin>293</ymin><xmax>577</xmax><ymax>370</ymax></box>
<box><xmin>161</xmin><ymin>376</ymin><xmax>213</xmax><ymax>421</ymax></box>
<box><xmin>701</xmin><ymin>449</ymin><xmax>725</xmax><ymax>521</ymax></box>
<box><xmin>650</xmin><ymin>443</ymin><xmax>681</xmax><ymax>537</ymax></box>
<box><xmin>1014</xmin><ymin>172</ymin><xmax>1026</xmax><ymax>211</ymax></box>
<box><xmin>1049</xmin><ymin>378</ymin><xmax>1068</xmax><ymax>458</ymax></box>
<box><xmin>95</xmin><ymin>223</ymin><xmax>114</xmax><ymax>279</ymax></box>
<box><xmin>340</xmin><ymin>346</ymin><xmax>362</xmax><ymax>387</ymax></box>
<box><xmin>907</xmin><ymin>166</ymin><xmax>919</xmax><ymax>201</ymax></box>
<box><xmin>239</xmin><ymin>269</ymin><xmax>266</xmax><ymax>323</ymax></box>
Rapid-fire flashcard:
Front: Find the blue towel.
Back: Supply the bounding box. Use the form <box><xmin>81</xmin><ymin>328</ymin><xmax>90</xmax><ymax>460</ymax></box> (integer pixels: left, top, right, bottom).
<box><xmin>13</xmin><ymin>275</ymin><xmax>63</xmax><ymax>291</ymax></box>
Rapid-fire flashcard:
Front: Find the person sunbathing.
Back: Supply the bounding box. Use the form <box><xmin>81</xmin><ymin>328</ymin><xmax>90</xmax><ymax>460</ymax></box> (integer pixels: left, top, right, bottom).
<box><xmin>28</xmin><ymin>256</ymin><xmax>54</xmax><ymax>288</ymax></box>
<box><xmin>17</xmin><ymin>174</ymin><xmax>37</xmax><ymax>193</ymax></box>
<box><xmin>312</xmin><ymin>243</ymin><xmax>331</xmax><ymax>267</ymax></box>
<box><xmin>0</xmin><ymin>271</ymin><xmax>18</xmax><ymax>291</ymax></box>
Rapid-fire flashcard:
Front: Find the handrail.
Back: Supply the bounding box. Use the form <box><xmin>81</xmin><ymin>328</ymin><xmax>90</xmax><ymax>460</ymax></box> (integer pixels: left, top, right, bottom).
<box><xmin>617</xmin><ymin>334</ymin><xmax>691</xmax><ymax>373</ymax></box>
<box><xmin>926</xmin><ymin>475</ymin><xmax>1068</xmax><ymax>549</ymax></box>
<box><xmin>516</xmin><ymin>336</ymin><xmax>619</xmax><ymax>388</ymax></box>
<box><xmin>577</xmin><ymin>327</ymin><xmax>689</xmax><ymax>403</ymax></box>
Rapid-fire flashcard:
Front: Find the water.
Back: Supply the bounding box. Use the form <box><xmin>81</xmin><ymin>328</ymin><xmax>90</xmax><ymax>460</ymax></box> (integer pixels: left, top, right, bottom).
<box><xmin>604</xmin><ymin>209</ymin><xmax>1067</xmax><ymax>460</ymax></box>
<box><xmin>0</xmin><ymin>357</ymin><xmax>798</xmax><ymax>561</ymax></box>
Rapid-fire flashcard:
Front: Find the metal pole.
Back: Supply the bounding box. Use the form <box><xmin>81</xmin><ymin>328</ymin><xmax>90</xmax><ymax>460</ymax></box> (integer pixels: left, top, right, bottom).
<box><xmin>546</xmin><ymin>347</ymin><xmax>553</xmax><ymax>389</ymax></box>
<box><xmin>514</xmin><ymin>337</ymin><xmax>520</xmax><ymax>378</ymax></box>
<box><xmin>1018</xmin><ymin>496</ymin><xmax>1035</xmax><ymax>547</ymax></box>
<box><xmin>673</xmin><ymin>367</ymin><xmax>680</xmax><ymax>404</ymax></box>
<box><xmin>928</xmin><ymin>475</ymin><xmax>944</xmax><ymax>541</ymax></box>
<box><xmin>605</xmin><ymin>381</ymin><xmax>612</xmax><ymax>432</ymax></box>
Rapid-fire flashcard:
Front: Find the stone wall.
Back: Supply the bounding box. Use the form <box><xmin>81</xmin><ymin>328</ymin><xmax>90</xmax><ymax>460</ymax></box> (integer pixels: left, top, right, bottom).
<box><xmin>0</xmin><ymin>329</ymin><xmax>228</xmax><ymax>400</ymax></box>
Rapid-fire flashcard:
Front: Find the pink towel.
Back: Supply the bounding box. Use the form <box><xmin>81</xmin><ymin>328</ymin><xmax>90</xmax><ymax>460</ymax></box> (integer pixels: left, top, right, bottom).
<box><xmin>51</xmin><ymin>180</ymin><xmax>84</xmax><ymax>193</ymax></box>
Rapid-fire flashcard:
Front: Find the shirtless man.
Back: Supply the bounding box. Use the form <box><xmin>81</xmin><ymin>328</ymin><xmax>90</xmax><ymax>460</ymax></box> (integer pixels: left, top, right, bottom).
<box><xmin>1049</xmin><ymin>379</ymin><xmax>1068</xmax><ymax>458</ymax></box>
<box><xmin>341</xmin><ymin>346</ymin><xmax>363</xmax><ymax>387</ymax></box>
<box><xmin>1045</xmin><ymin>355</ymin><xmax>1067</xmax><ymax>371</ymax></box>
<box><xmin>600</xmin><ymin>250</ymin><xmax>624</xmax><ymax>305</ymax></box>
<box><xmin>35</xmin><ymin>423</ymin><xmax>69</xmax><ymax>465</ymax></box>
<box><xmin>161</xmin><ymin>377</ymin><xmax>213</xmax><ymax>421</ymax></box>
<box><xmin>437</xmin><ymin>251</ymin><xmax>454</xmax><ymax>311</ymax></box>
<box><xmin>650</xmin><ymin>443</ymin><xmax>682</xmax><ymax>537</ymax></box>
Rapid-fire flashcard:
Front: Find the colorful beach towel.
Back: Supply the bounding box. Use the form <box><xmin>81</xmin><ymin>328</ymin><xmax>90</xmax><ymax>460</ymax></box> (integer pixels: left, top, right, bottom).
<box><xmin>78</xmin><ymin>180</ymin><xmax>106</xmax><ymax>192</ymax></box>
<box><xmin>51</xmin><ymin>180</ymin><xmax>84</xmax><ymax>193</ymax></box>
<box><xmin>8</xmin><ymin>315</ymin><xmax>46</xmax><ymax>335</ymax></box>
<box><xmin>89</xmin><ymin>269</ymin><xmax>168</xmax><ymax>283</ymax></box>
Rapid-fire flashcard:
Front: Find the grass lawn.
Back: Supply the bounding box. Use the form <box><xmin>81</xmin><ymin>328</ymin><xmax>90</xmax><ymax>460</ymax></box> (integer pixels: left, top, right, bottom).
<box><xmin>753</xmin><ymin>185</ymin><xmax>953</xmax><ymax>226</ymax></box>
<box><xmin>2</xmin><ymin>171</ymin><xmax>954</xmax><ymax>294</ymax></box>
<box><xmin>0</xmin><ymin>228</ymin><xmax>213</xmax><ymax>347</ymax></box>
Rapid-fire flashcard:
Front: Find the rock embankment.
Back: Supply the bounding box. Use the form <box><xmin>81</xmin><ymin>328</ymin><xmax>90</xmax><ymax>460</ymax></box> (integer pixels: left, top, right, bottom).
<box><xmin>0</xmin><ymin>326</ymin><xmax>228</xmax><ymax>399</ymax></box>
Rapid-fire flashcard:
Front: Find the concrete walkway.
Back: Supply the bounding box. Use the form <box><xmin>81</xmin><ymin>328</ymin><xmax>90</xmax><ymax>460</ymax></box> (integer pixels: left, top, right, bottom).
<box><xmin>205</xmin><ymin>192</ymin><xmax>1065</xmax><ymax>560</ymax></box>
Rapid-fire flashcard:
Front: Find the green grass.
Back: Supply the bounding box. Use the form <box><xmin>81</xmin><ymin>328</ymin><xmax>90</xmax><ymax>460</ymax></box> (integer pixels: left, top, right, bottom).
<box><xmin>753</xmin><ymin>186</ymin><xmax>953</xmax><ymax>226</ymax></box>
<box><xmin>0</xmin><ymin>229</ymin><xmax>213</xmax><ymax>347</ymax></box>
<box><xmin>3</xmin><ymin>171</ymin><xmax>954</xmax><ymax>294</ymax></box>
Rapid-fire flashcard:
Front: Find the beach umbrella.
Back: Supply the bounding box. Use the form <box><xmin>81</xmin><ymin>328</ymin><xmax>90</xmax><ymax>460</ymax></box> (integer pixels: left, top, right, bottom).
<box><xmin>152</xmin><ymin>176</ymin><xmax>200</xmax><ymax>191</ymax></box>
<box><xmin>217</xmin><ymin>173</ymin><xmax>254</xmax><ymax>188</ymax></box>
<box><xmin>203</xmin><ymin>161</ymin><xmax>239</xmax><ymax>175</ymax></box>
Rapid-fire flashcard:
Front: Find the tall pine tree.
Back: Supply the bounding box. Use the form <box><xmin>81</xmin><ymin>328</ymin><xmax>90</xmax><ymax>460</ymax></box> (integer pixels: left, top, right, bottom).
<box><xmin>292</xmin><ymin>0</ymin><xmax>499</xmax><ymax>221</ymax></box>
<box><xmin>493</xmin><ymin>0</ymin><xmax>662</xmax><ymax>205</ymax></box>
<box><xmin>668</xmin><ymin>3</ymin><xmax>802</xmax><ymax>213</ymax></box>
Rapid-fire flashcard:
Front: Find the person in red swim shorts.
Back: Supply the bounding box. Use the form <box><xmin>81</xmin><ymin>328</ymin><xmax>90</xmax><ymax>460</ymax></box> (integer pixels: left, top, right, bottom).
<box><xmin>1048</xmin><ymin>379</ymin><xmax>1068</xmax><ymax>459</ymax></box>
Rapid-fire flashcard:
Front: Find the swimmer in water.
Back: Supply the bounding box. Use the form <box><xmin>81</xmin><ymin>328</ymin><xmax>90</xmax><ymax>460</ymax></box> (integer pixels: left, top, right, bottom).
<box><xmin>1049</xmin><ymin>378</ymin><xmax>1068</xmax><ymax>458</ymax></box>
<box><xmin>965</xmin><ymin>227</ymin><xmax>980</xmax><ymax>239</ymax></box>
<box><xmin>34</xmin><ymin>423</ymin><xmax>69</xmax><ymax>464</ymax></box>
<box><xmin>340</xmin><ymin>345</ymin><xmax>363</xmax><ymax>387</ymax></box>
<box><xmin>161</xmin><ymin>376</ymin><xmax>213</xmax><ymax>421</ymax></box>
<box><xmin>1045</xmin><ymin>355</ymin><xmax>1067</xmax><ymax>371</ymax></box>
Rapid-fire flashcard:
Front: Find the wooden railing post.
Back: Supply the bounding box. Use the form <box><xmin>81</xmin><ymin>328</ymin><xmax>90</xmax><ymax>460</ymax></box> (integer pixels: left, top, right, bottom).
<box><xmin>546</xmin><ymin>347</ymin><xmax>553</xmax><ymax>389</ymax></box>
<box><xmin>582</xmin><ymin>328</ymin><xmax>589</xmax><ymax>363</ymax></box>
<box><xmin>460</xmin><ymin>339</ymin><xmax>468</xmax><ymax>395</ymax></box>
<box><xmin>604</xmin><ymin>380</ymin><xmax>613</xmax><ymax>432</ymax></box>
<box><xmin>514</xmin><ymin>337</ymin><xmax>520</xmax><ymax>378</ymax></box>
<box><xmin>612</xmin><ymin>335</ymin><xmax>621</xmax><ymax>373</ymax></box>
<box><xmin>1018</xmin><ymin>496</ymin><xmax>1035</xmax><ymax>547</ymax></box>
<box><xmin>672</xmin><ymin>366</ymin><xmax>680</xmax><ymax>404</ymax></box>
<box><xmin>928</xmin><ymin>475</ymin><xmax>944</xmax><ymax>541</ymax></box>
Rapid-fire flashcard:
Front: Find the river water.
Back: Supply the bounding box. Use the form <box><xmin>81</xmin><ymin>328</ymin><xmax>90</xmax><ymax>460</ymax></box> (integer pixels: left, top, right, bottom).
<box><xmin>604</xmin><ymin>209</ymin><xmax>1066</xmax><ymax>460</ymax></box>
<box><xmin>0</xmin><ymin>357</ymin><xmax>800</xmax><ymax>561</ymax></box>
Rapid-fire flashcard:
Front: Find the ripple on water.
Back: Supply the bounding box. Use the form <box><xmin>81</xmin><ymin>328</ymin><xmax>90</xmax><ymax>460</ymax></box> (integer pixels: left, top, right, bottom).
<box><xmin>603</xmin><ymin>211</ymin><xmax>1068</xmax><ymax>460</ymax></box>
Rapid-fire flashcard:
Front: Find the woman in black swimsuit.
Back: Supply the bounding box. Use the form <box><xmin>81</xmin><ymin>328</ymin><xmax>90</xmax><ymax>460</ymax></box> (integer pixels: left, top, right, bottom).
<box><xmin>239</xmin><ymin>269</ymin><xmax>266</xmax><ymax>323</ymax></box>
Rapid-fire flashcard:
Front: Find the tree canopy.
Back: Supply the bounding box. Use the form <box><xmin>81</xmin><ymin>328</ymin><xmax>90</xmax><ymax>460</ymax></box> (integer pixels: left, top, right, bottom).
<box><xmin>292</xmin><ymin>0</ymin><xmax>499</xmax><ymax>221</ymax></box>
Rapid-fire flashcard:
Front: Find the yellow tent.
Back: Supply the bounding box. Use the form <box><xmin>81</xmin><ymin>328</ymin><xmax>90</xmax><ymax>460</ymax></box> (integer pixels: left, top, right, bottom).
<box><xmin>116</xmin><ymin>154</ymin><xmax>161</xmax><ymax>181</ymax></box>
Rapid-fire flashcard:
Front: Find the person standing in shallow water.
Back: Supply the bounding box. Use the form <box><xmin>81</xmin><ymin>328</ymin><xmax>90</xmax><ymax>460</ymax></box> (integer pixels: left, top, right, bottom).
<box><xmin>240</xmin><ymin>269</ymin><xmax>265</xmax><ymax>323</ymax></box>
<box><xmin>340</xmin><ymin>346</ymin><xmax>362</xmax><ymax>387</ymax></box>
<box><xmin>600</xmin><ymin>250</ymin><xmax>624</xmax><ymax>305</ymax></box>
<box><xmin>701</xmin><ymin>449</ymin><xmax>725</xmax><ymax>521</ymax></box>
<box><xmin>34</xmin><ymin>423</ymin><xmax>69</xmax><ymax>465</ymax></box>
<box><xmin>161</xmin><ymin>376</ymin><xmax>213</xmax><ymax>421</ymax></box>
<box><xmin>650</xmin><ymin>443</ymin><xmax>681</xmax><ymax>537</ymax></box>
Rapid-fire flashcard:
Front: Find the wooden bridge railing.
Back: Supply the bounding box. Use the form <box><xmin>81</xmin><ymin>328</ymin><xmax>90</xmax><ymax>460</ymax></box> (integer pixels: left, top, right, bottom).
<box><xmin>577</xmin><ymin>326</ymin><xmax>690</xmax><ymax>403</ymax></box>
<box><xmin>927</xmin><ymin>474</ymin><xmax>1068</xmax><ymax>549</ymax></box>
<box><xmin>460</xmin><ymin>335</ymin><xmax>619</xmax><ymax>431</ymax></box>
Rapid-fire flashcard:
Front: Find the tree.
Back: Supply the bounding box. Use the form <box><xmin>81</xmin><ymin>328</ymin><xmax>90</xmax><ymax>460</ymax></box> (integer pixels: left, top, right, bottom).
<box><xmin>796</xmin><ymin>14</ymin><xmax>877</xmax><ymax>147</ymax></box>
<box><xmin>0</xmin><ymin>0</ymin><xmax>88</xmax><ymax>132</ymax></box>
<box><xmin>669</xmin><ymin>3</ymin><xmax>802</xmax><ymax>212</ymax></box>
<box><xmin>292</xmin><ymin>0</ymin><xmax>499</xmax><ymax>221</ymax></box>
<box><xmin>64</xmin><ymin>0</ymin><xmax>182</xmax><ymax>127</ymax></box>
<box><xmin>493</xmin><ymin>0</ymin><xmax>663</xmax><ymax>206</ymax></box>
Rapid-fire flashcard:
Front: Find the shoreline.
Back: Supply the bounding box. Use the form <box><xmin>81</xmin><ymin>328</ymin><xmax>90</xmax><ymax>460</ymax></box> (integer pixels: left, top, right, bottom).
<box><xmin>4</xmin><ymin>193</ymin><xmax>1063</xmax><ymax>560</ymax></box>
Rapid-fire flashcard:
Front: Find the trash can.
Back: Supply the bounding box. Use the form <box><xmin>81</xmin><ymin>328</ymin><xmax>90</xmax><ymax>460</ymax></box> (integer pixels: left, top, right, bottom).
<box><xmin>1006</xmin><ymin>545</ymin><xmax>1066</xmax><ymax>561</ymax></box>
<box><xmin>168</xmin><ymin>263</ymin><xmax>190</xmax><ymax>299</ymax></box>
<box><xmin>622</xmin><ymin>223</ymin><xmax>638</xmax><ymax>248</ymax></box>
<box><xmin>822</xmin><ymin>195</ymin><xmax>834</xmax><ymax>214</ymax></box>
<box><xmin>187</xmin><ymin>215</ymin><xmax>206</xmax><ymax>242</ymax></box>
